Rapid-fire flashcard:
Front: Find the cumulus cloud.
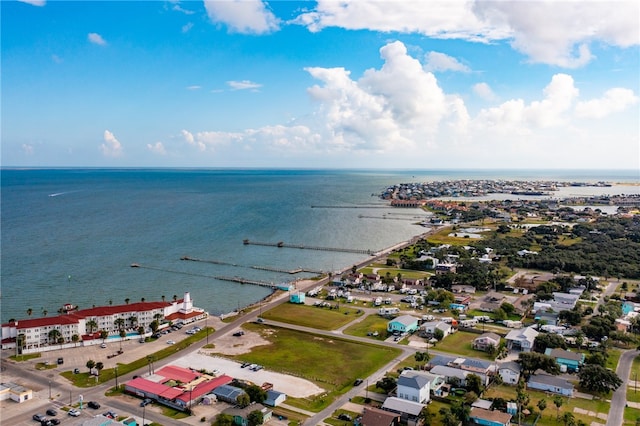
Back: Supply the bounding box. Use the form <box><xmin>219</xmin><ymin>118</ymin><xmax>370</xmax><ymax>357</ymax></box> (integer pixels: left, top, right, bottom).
<box><xmin>575</xmin><ymin>88</ymin><xmax>639</xmax><ymax>119</ymax></box>
<box><xmin>88</xmin><ymin>33</ymin><xmax>107</xmax><ymax>46</ymax></box>
<box><xmin>293</xmin><ymin>0</ymin><xmax>639</xmax><ymax>68</ymax></box>
<box><xmin>473</xmin><ymin>82</ymin><xmax>496</xmax><ymax>101</ymax></box>
<box><xmin>227</xmin><ymin>80</ymin><xmax>262</xmax><ymax>90</ymax></box>
<box><xmin>424</xmin><ymin>51</ymin><xmax>470</xmax><ymax>73</ymax></box>
<box><xmin>100</xmin><ymin>130</ymin><xmax>123</xmax><ymax>157</ymax></box>
<box><xmin>203</xmin><ymin>0</ymin><xmax>280</xmax><ymax>34</ymax></box>
<box><xmin>147</xmin><ymin>142</ymin><xmax>167</xmax><ymax>155</ymax></box>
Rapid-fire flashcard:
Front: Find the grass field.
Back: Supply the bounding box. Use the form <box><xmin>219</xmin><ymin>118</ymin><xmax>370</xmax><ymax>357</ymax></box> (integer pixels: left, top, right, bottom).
<box><xmin>342</xmin><ymin>313</ymin><xmax>391</xmax><ymax>340</ymax></box>
<box><xmin>261</xmin><ymin>303</ymin><xmax>364</xmax><ymax>330</ymax></box>
<box><xmin>484</xmin><ymin>384</ymin><xmax>609</xmax><ymax>426</ymax></box>
<box><xmin>431</xmin><ymin>330</ymin><xmax>497</xmax><ymax>361</ymax></box>
<box><xmin>232</xmin><ymin>323</ymin><xmax>402</xmax><ymax>412</ymax></box>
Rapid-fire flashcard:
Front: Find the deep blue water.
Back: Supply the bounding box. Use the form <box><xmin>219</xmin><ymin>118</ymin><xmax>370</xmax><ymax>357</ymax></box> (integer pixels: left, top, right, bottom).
<box><xmin>1</xmin><ymin>168</ymin><xmax>638</xmax><ymax>323</ymax></box>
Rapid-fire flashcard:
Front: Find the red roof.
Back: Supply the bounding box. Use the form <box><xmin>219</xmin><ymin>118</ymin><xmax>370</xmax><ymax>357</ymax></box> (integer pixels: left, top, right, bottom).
<box><xmin>14</xmin><ymin>315</ymin><xmax>79</xmax><ymax>330</ymax></box>
<box><xmin>165</xmin><ymin>310</ymin><xmax>202</xmax><ymax>321</ymax></box>
<box><xmin>125</xmin><ymin>377</ymin><xmax>184</xmax><ymax>400</ymax></box>
<box><xmin>175</xmin><ymin>375</ymin><xmax>233</xmax><ymax>403</ymax></box>
<box><xmin>156</xmin><ymin>365</ymin><xmax>200</xmax><ymax>383</ymax></box>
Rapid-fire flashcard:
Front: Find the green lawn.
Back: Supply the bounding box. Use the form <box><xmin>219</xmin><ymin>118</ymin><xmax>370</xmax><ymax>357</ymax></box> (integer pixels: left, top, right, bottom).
<box><xmin>231</xmin><ymin>323</ymin><xmax>402</xmax><ymax>412</ymax></box>
<box><xmin>484</xmin><ymin>384</ymin><xmax>610</xmax><ymax>426</ymax></box>
<box><xmin>432</xmin><ymin>331</ymin><xmax>497</xmax><ymax>360</ymax></box>
<box><xmin>342</xmin><ymin>313</ymin><xmax>390</xmax><ymax>340</ymax></box>
<box><xmin>261</xmin><ymin>303</ymin><xmax>364</xmax><ymax>330</ymax></box>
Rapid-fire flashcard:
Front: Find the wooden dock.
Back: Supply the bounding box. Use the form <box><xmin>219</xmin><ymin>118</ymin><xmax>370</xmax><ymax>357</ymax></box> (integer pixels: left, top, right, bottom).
<box><xmin>242</xmin><ymin>239</ymin><xmax>374</xmax><ymax>255</ymax></box>
<box><xmin>131</xmin><ymin>263</ymin><xmax>279</xmax><ymax>288</ymax></box>
<box><xmin>180</xmin><ymin>256</ymin><xmax>323</xmax><ymax>275</ymax></box>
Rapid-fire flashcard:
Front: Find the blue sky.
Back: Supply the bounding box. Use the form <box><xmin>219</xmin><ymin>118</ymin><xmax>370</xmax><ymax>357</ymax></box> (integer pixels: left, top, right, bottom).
<box><xmin>3</xmin><ymin>0</ymin><xmax>639</xmax><ymax>169</ymax></box>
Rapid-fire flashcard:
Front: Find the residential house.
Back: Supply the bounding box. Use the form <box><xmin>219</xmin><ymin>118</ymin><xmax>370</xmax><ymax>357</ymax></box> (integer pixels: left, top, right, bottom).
<box><xmin>527</xmin><ymin>373</ymin><xmax>574</xmax><ymax>396</ymax></box>
<box><xmin>429</xmin><ymin>365</ymin><xmax>469</xmax><ymax>387</ymax></box>
<box><xmin>497</xmin><ymin>362</ymin><xmax>521</xmax><ymax>385</ymax></box>
<box><xmin>264</xmin><ymin>390</ymin><xmax>286</xmax><ymax>407</ymax></box>
<box><xmin>223</xmin><ymin>403</ymin><xmax>272</xmax><ymax>426</ymax></box>
<box><xmin>381</xmin><ymin>397</ymin><xmax>424</xmax><ymax>426</ymax></box>
<box><xmin>472</xmin><ymin>333</ymin><xmax>501</xmax><ymax>352</ymax></box>
<box><xmin>420</xmin><ymin>321</ymin><xmax>452</xmax><ymax>338</ymax></box>
<box><xmin>545</xmin><ymin>348</ymin><xmax>585</xmax><ymax>372</ymax></box>
<box><xmin>360</xmin><ymin>406</ymin><xmax>400</xmax><ymax>426</ymax></box>
<box><xmin>470</xmin><ymin>407</ymin><xmax>512</xmax><ymax>426</ymax></box>
<box><xmin>387</xmin><ymin>315</ymin><xmax>419</xmax><ymax>334</ymax></box>
<box><xmin>212</xmin><ymin>384</ymin><xmax>248</xmax><ymax>404</ymax></box>
<box><xmin>505</xmin><ymin>326</ymin><xmax>539</xmax><ymax>352</ymax></box>
<box><xmin>0</xmin><ymin>382</ymin><xmax>32</xmax><ymax>403</ymax></box>
<box><xmin>396</xmin><ymin>370</ymin><xmax>432</xmax><ymax>404</ymax></box>
<box><xmin>427</xmin><ymin>355</ymin><xmax>493</xmax><ymax>386</ymax></box>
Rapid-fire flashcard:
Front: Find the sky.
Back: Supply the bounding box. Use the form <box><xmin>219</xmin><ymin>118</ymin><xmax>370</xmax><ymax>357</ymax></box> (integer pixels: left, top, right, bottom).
<box><xmin>2</xmin><ymin>0</ymin><xmax>639</xmax><ymax>170</ymax></box>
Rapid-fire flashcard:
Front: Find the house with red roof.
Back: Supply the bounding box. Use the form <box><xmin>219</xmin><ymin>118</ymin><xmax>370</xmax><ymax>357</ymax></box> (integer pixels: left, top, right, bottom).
<box><xmin>1</xmin><ymin>292</ymin><xmax>207</xmax><ymax>354</ymax></box>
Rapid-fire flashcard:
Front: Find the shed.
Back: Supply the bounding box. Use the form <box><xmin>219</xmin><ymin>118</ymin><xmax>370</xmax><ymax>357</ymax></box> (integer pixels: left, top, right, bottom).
<box><xmin>289</xmin><ymin>292</ymin><xmax>306</xmax><ymax>304</ymax></box>
<box><xmin>264</xmin><ymin>389</ymin><xmax>287</xmax><ymax>407</ymax></box>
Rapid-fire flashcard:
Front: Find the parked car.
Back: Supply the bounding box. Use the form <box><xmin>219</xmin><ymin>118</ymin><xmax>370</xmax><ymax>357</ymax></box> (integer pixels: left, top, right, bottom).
<box><xmin>56</xmin><ymin>357</ymin><xmax>64</xmax><ymax>365</ymax></box>
<box><xmin>166</xmin><ymin>340</ymin><xmax>175</xmax><ymax>345</ymax></box>
<box><xmin>68</xmin><ymin>409</ymin><xmax>81</xmax><ymax>417</ymax></box>
<box><xmin>232</xmin><ymin>331</ymin><xmax>244</xmax><ymax>337</ymax></box>
<box><xmin>103</xmin><ymin>411</ymin><xmax>117</xmax><ymax>419</ymax></box>
<box><xmin>353</xmin><ymin>378</ymin><xmax>363</xmax><ymax>386</ymax></box>
<box><xmin>87</xmin><ymin>401</ymin><xmax>100</xmax><ymax>409</ymax></box>
<box><xmin>140</xmin><ymin>398</ymin><xmax>152</xmax><ymax>407</ymax></box>
<box><xmin>40</xmin><ymin>420</ymin><xmax>54</xmax><ymax>426</ymax></box>
<box><xmin>33</xmin><ymin>414</ymin><xmax>46</xmax><ymax>422</ymax></box>
<box><xmin>338</xmin><ymin>413</ymin><xmax>352</xmax><ymax>421</ymax></box>
<box><xmin>100</xmin><ymin>343</ymin><xmax>107</xmax><ymax>348</ymax></box>
<box><xmin>46</xmin><ymin>409</ymin><xmax>57</xmax><ymax>416</ymax></box>
<box><xmin>48</xmin><ymin>419</ymin><xmax>60</xmax><ymax>425</ymax></box>
<box><xmin>73</xmin><ymin>368</ymin><xmax>80</xmax><ymax>374</ymax></box>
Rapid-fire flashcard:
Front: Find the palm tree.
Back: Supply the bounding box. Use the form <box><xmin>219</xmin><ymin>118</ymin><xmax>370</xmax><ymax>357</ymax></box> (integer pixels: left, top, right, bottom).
<box><xmin>140</xmin><ymin>297</ymin><xmax>145</xmax><ymax>302</ymax></box>
<box><xmin>42</xmin><ymin>309</ymin><xmax>48</xmax><ymax>317</ymax></box>
<box><xmin>100</xmin><ymin>330</ymin><xmax>109</xmax><ymax>342</ymax></box>
<box><xmin>128</xmin><ymin>316</ymin><xmax>138</xmax><ymax>328</ymax></box>
<box><xmin>86</xmin><ymin>359</ymin><xmax>95</xmax><ymax>373</ymax></box>
<box><xmin>48</xmin><ymin>329</ymin><xmax>61</xmax><ymax>345</ymax></box>
<box><xmin>27</xmin><ymin>308</ymin><xmax>33</xmax><ymax>318</ymax></box>
<box><xmin>114</xmin><ymin>318</ymin><xmax>125</xmax><ymax>332</ymax></box>
<box><xmin>119</xmin><ymin>329</ymin><xmax>126</xmax><ymax>351</ymax></box>
<box><xmin>537</xmin><ymin>399</ymin><xmax>547</xmax><ymax>418</ymax></box>
<box><xmin>72</xmin><ymin>334</ymin><xmax>80</xmax><ymax>347</ymax></box>
<box><xmin>95</xmin><ymin>362</ymin><xmax>104</xmax><ymax>376</ymax></box>
<box><xmin>553</xmin><ymin>395</ymin><xmax>564</xmax><ymax>420</ymax></box>
<box><xmin>161</xmin><ymin>295</ymin><xmax>166</xmax><ymax>302</ymax></box>
<box><xmin>124</xmin><ymin>298</ymin><xmax>130</xmax><ymax>305</ymax></box>
<box><xmin>173</xmin><ymin>294</ymin><xmax>178</xmax><ymax>302</ymax></box>
<box><xmin>87</xmin><ymin>319</ymin><xmax>98</xmax><ymax>334</ymax></box>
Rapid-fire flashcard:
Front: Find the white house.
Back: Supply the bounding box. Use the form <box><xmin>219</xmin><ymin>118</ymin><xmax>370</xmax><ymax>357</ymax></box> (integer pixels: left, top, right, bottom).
<box><xmin>429</xmin><ymin>365</ymin><xmax>469</xmax><ymax>386</ymax></box>
<box><xmin>421</xmin><ymin>321</ymin><xmax>452</xmax><ymax>338</ymax></box>
<box><xmin>472</xmin><ymin>333</ymin><xmax>501</xmax><ymax>352</ymax></box>
<box><xmin>505</xmin><ymin>326</ymin><xmax>539</xmax><ymax>352</ymax></box>
<box><xmin>497</xmin><ymin>361</ymin><xmax>521</xmax><ymax>385</ymax></box>
<box><xmin>527</xmin><ymin>373</ymin><xmax>574</xmax><ymax>396</ymax></box>
<box><xmin>0</xmin><ymin>382</ymin><xmax>32</xmax><ymax>403</ymax></box>
<box><xmin>397</xmin><ymin>370</ymin><xmax>432</xmax><ymax>403</ymax></box>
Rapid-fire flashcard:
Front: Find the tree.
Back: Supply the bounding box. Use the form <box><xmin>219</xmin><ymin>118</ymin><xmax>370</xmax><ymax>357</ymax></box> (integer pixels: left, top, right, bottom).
<box><xmin>561</xmin><ymin>412</ymin><xmax>576</xmax><ymax>426</ymax></box>
<box><xmin>125</xmin><ymin>298</ymin><xmax>130</xmax><ymax>305</ymax></box>
<box><xmin>86</xmin><ymin>359</ymin><xmax>95</xmax><ymax>373</ymax></box>
<box><xmin>214</xmin><ymin>413</ymin><xmax>234</xmax><ymax>426</ymax></box>
<box><xmin>48</xmin><ymin>329</ymin><xmax>61</xmax><ymax>345</ymax></box>
<box><xmin>553</xmin><ymin>395</ymin><xmax>564</xmax><ymax>419</ymax></box>
<box><xmin>245</xmin><ymin>384</ymin><xmax>267</xmax><ymax>403</ymax></box>
<box><xmin>87</xmin><ymin>320</ymin><xmax>98</xmax><ymax>334</ymax></box>
<box><xmin>27</xmin><ymin>308</ymin><xmax>33</xmax><ymax>317</ymax></box>
<box><xmin>465</xmin><ymin>374</ymin><xmax>483</xmax><ymax>395</ymax></box>
<box><xmin>518</xmin><ymin>352</ymin><xmax>561</xmax><ymax>378</ymax></box>
<box><xmin>376</xmin><ymin>377</ymin><xmax>397</xmax><ymax>394</ymax></box>
<box><xmin>247</xmin><ymin>410</ymin><xmax>264</xmax><ymax>426</ymax></box>
<box><xmin>100</xmin><ymin>330</ymin><xmax>109</xmax><ymax>342</ymax></box>
<box><xmin>95</xmin><ymin>362</ymin><xmax>104</xmax><ymax>375</ymax></box>
<box><xmin>119</xmin><ymin>329</ymin><xmax>127</xmax><ymax>350</ymax></box>
<box><xmin>236</xmin><ymin>393</ymin><xmax>250</xmax><ymax>408</ymax></box>
<box><xmin>537</xmin><ymin>399</ymin><xmax>547</xmax><ymax>418</ymax></box>
<box><xmin>534</xmin><ymin>333</ymin><xmax>567</xmax><ymax>352</ymax></box>
<box><xmin>149</xmin><ymin>320</ymin><xmax>159</xmax><ymax>333</ymax></box>
<box><xmin>578</xmin><ymin>364</ymin><xmax>623</xmax><ymax>394</ymax></box>
<box><xmin>438</xmin><ymin>408</ymin><xmax>459</xmax><ymax>426</ymax></box>
<box><xmin>500</xmin><ymin>302</ymin><xmax>516</xmax><ymax>316</ymax></box>
<box><xmin>114</xmin><ymin>318</ymin><xmax>125</xmax><ymax>331</ymax></box>
<box><xmin>434</xmin><ymin>328</ymin><xmax>445</xmax><ymax>341</ymax></box>
<box><xmin>128</xmin><ymin>316</ymin><xmax>138</xmax><ymax>328</ymax></box>
<box><xmin>72</xmin><ymin>334</ymin><xmax>80</xmax><ymax>347</ymax></box>
<box><xmin>138</xmin><ymin>326</ymin><xmax>145</xmax><ymax>337</ymax></box>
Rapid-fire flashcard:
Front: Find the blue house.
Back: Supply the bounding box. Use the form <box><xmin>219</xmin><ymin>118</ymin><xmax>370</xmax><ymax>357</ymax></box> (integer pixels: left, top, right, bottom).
<box><xmin>545</xmin><ymin>348</ymin><xmax>585</xmax><ymax>372</ymax></box>
<box><xmin>470</xmin><ymin>407</ymin><xmax>512</xmax><ymax>426</ymax></box>
<box><xmin>387</xmin><ymin>315</ymin><xmax>419</xmax><ymax>334</ymax></box>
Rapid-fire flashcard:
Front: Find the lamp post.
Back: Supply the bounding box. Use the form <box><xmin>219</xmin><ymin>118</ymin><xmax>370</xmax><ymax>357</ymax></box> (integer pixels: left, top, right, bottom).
<box><xmin>48</xmin><ymin>381</ymin><xmax>51</xmax><ymax>399</ymax></box>
<box><xmin>635</xmin><ymin>371</ymin><xmax>637</xmax><ymax>394</ymax></box>
<box><xmin>142</xmin><ymin>403</ymin><xmax>146</xmax><ymax>426</ymax></box>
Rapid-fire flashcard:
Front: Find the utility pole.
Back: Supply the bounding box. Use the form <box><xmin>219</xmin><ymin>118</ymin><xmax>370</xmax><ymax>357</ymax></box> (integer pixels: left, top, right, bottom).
<box><xmin>115</xmin><ymin>366</ymin><xmax>118</xmax><ymax>390</ymax></box>
<box><xmin>48</xmin><ymin>381</ymin><xmax>51</xmax><ymax>399</ymax></box>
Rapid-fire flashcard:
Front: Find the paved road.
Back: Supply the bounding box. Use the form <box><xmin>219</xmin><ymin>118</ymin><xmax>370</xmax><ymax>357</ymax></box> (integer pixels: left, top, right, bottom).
<box><xmin>607</xmin><ymin>349</ymin><xmax>639</xmax><ymax>426</ymax></box>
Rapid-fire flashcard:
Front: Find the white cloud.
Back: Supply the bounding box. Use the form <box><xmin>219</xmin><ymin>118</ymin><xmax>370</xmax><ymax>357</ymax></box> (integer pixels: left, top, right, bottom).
<box><xmin>17</xmin><ymin>0</ymin><xmax>45</xmax><ymax>6</ymax></box>
<box><xmin>294</xmin><ymin>0</ymin><xmax>639</xmax><ymax>68</ymax></box>
<box><xmin>147</xmin><ymin>142</ymin><xmax>167</xmax><ymax>155</ymax></box>
<box><xmin>203</xmin><ymin>0</ymin><xmax>280</xmax><ymax>34</ymax></box>
<box><xmin>88</xmin><ymin>33</ymin><xmax>107</xmax><ymax>46</ymax></box>
<box><xmin>186</xmin><ymin>85</ymin><xmax>202</xmax><ymax>90</ymax></box>
<box><xmin>473</xmin><ymin>82</ymin><xmax>496</xmax><ymax>101</ymax></box>
<box><xmin>424</xmin><ymin>51</ymin><xmax>470</xmax><ymax>73</ymax></box>
<box><xmin>227</xmin><ymin>80</ymin><xmax>262</xmax><ymax>90</ymax></box>
<box><xmin>100</xmin><ymin>130</ymin><xmax>123</xmax><ymax>158</ymax></box>
<box><xmin>575</xmin><ymin>88</ymin><xmax>639</xmax><ymax>119</ymax></box>
<box><xmin>22</xmin><ymin>144</ymin><xmax>34</xmax><ymax>155</ymax></box>
<box><xmin>182</xmin><ymin>22</ymin><xmax>194</xmax><ymax>33</ymax></box>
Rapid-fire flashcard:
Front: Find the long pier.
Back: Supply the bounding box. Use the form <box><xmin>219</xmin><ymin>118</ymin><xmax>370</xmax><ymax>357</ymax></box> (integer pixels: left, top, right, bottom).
<box><xmin>243</xmin><ymin>239</ymin><xmax>375</xmax><ymax>255</ymax></box>
<box><xmin>310</xmin><ymin>205</ymin><xmax>388</xmax><ymax>209</ymax></box>
<box><xmin>180</xmin><ymin>256</ymin><xmax>323</xmax><ymax>275</ymax></box>
<box><xmin>130</xmin><ymin>263</ymin><xmax>279</xmax><ymax>288</ymax></box>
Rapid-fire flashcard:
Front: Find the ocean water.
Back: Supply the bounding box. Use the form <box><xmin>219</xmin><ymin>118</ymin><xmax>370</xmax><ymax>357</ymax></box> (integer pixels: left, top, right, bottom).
<box><xmin>1</xmin><ymin>168</ymin><xmax>638</xmax><ymax>323</ymax></box>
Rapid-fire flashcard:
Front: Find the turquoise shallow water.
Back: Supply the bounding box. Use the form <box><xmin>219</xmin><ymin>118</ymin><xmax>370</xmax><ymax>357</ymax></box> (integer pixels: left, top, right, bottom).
<box><xmin>1</xmin><ymin>168</ymin><xmax>637</xmax><ymax>323</ymax></box>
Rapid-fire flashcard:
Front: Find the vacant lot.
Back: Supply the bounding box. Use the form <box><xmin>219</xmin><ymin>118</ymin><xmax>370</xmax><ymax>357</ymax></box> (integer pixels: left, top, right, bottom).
<box><xmin>262</xmin><ymin>303</ymin><xmax>364</xmax><ymax>330</ymax></box>
<box><xmin>231</xmin><ymin>323</ymin><xmax>402</xmax><ymax>412</ymax></box>
<box><xmin>342</xmin><ymin>313</ymin><xmax>390</xmax><ymax>340</ymax></box>
<box><xmin>432</xmin><ymin>330</ymin><xmax>497</xmax><ymax>360</ymax></box>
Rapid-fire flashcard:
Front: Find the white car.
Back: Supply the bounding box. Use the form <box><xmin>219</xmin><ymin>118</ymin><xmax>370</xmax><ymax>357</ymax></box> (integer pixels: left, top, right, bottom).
<box><xmin>167</xmin><ymin>340</ymin><xmax>175</xmax><ymax>345</ymax></box>
<box><xmin>100</xmin><ymin>343</ymin><xmax>107</xmax><ymax>348</ymax></box>
<box><xmin>68</xmin><ymin>409</ymin><xmax>81</xmax><ymax>417</ymax></box>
